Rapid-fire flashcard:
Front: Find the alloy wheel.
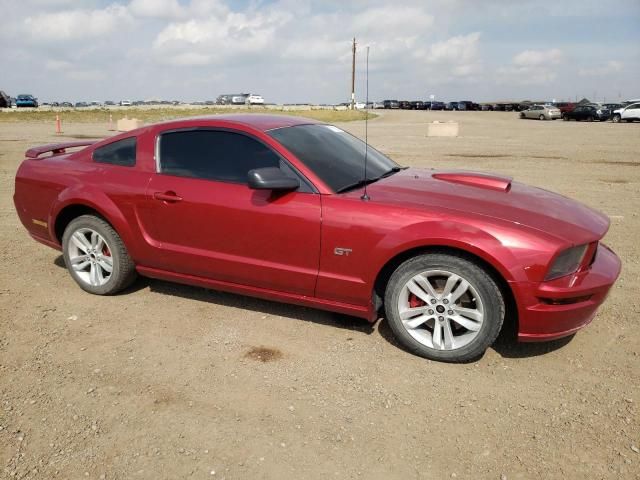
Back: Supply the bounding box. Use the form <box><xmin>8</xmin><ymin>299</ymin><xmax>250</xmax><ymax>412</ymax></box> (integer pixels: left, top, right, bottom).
<box><xmin>67</xmin><ymin>228</ymin><xmax>113</xmax><ymax>286</ymax></box>
<box><xmin>397</xmin><ymin>270</ymin><xmax>484</xmax><ymax>351</ymax></box>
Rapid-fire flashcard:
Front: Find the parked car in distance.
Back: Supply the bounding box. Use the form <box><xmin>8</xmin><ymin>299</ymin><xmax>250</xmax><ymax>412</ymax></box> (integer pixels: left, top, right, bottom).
<box><xmin>120</xmin><ymin>100</ymin><xmax>132</xmax><ymax>106</ymax></box>
<box><xmin>16</xmin><ymin>94</ymin><xmax>38</xmax><ymax>108</ymax></box>
<box><xmin>104</xmin><ymin>101</ymin><xmax>116</xmax><ymax>106</ymax></box>
<box><xmin>480</xmin><ymin>104</ymin><xmax>493</xmax><ymax>111</ymax></box>
<box><xmin>563</xmin><ymin>105</ymin><xmax>610</xmax><ymax>121</ymax></box>
<box><xmin>457</xmin><ymin>101</ymin><xmax>474</xmax><ymax>111</ymax></box>
<box><xmin>553</xmin><ymin>102</ymin><xmax>575</xmax><ymax>114</ymax></box>
<box><xmin>611</xmin><ymin>102</ymin><xmax>640</xmax><ymax>123</ymax></box>
<box><xmin>216</xmin><ymin>94</ymin><xmax>249</xmax><ymax>105</ymax></box>
<box><xmin>399</xmin><ymin>100</ymin><xmax>412</xmax><ymax>110</ymax></box>
<box><xmin>373</xmin><ymin>101</ymin><xmax>386</xmax><ymax>109</ymax></box>
<box><xmin>246</xmin><ymin>94</ymin><xmax>265</xmax><ymax>105</ymax></box>
<box><xmin>445</xmin><ymin>102</ymin><xmax>458</xmax><ymax>111</ymax></box>
<box><xmin>60</xmin><ymin>102</ymin><xmax>73</xmax><ymax>108</ymax></box>
<box><xmin>520</xmin><ymin>104</ymin><xmax>561</xmax><ymax>120</ymax></box>
<box><xmin>0</xmin><ymin>90</ymin><xmax>11</xmax><ymax>108</ymax></box>
<box><xmin>429</xmin><ymin>101</ymin><xmax>445</xmax><ymax>110</ymax></box>
<box><xmin>75</xmin><ymin>102</ymin><xmax>89</xmax><ymax>108</ymax></box>
<box><xmin>409</xmin><ymin>101</ymin><xmax>426</xmax><ymax>110</ymax></box>
<box><xmin>382</xmin><ymin>100</ymin><xmax>400</xmax><ymax>109</ymax></box>
<box><xmin>13</xmin><ymin>114</ymin><xmax>620</xmax><ymax>363</ymax></box>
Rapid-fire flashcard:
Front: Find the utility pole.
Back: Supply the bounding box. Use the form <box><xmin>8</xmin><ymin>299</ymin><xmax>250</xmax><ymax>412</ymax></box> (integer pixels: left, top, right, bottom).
<box><xmin>350</xmin><ymin>37</ymin><xmax>356</xmax><ymax>110</ymax></box>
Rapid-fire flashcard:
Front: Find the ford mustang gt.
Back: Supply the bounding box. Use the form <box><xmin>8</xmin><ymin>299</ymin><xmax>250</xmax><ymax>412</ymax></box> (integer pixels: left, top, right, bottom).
<box><xmin>13</xmin><ymin>114</ymin><xmax>621</xmax><ymax>362</ymax></box>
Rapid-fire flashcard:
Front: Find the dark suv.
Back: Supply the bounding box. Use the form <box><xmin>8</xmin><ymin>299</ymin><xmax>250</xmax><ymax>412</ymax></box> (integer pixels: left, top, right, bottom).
<box><xmin>562</xmin><ymin>104</ymin><xmax>610</xmax><ymax>122</ymax></box>
<box><xmin>383</xmin><ymin>100</ymin><xmax>400</xmax><ymax>109</ymax></box>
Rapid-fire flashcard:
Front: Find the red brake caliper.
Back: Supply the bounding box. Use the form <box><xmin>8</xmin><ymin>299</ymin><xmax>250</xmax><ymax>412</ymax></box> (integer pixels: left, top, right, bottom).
<box><xmin>409</xmin><ymin>293</ymin><xmax>425</xmax><ymax>308</ymax></box>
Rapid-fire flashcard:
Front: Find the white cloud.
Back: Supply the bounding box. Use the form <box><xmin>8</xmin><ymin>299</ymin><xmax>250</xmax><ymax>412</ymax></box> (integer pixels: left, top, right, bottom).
<box><xmin>513</xmin><ymin>48</ymin><xmax>563</xmax><ymax>67</ymax></box>
<box><xmin>154</xmin><ymin>10</ymin><xmax>292</xmax><ymax>65</ymax></box>
<box><xmin>578</xmin><ymin>60</ymin><xmax>623</xmax><ymax>77</ymax></box>
<box><xmin>427</xmin><ymin>32</ymin><xmax>481</xmax><ymax>64</ymax></box>
<box><xmin>24</xmin><ymin>4</ymin><xmax>132</xmax><ymax>41</ymax></box>
<box><xmin>129</xmin><ymin>0</ymin><xmax>184</xmax><ymax>19</ymax></box>
<box><xmin>496</xmin><ymin>48</ymin><xmax>563</xmax><ymax>85</ymax></box>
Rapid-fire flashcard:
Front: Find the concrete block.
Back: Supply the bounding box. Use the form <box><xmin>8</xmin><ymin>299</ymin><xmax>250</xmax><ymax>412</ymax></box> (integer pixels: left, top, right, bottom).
<box><xmin>427</xmin><ymin>121</ymin><xmax>459</xmax><ymax>137</ymax></box>
<box><xmin>116</xmin><ymin>117</ymin><xmax>144</xmax><ymax>132</ymax></box>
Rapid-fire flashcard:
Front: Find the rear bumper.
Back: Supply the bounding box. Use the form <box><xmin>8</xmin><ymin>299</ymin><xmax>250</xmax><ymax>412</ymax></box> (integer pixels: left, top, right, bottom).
<box><xmin>511</xmin><ymin>243</ymin><xmax>621</xmax><ymax>342</ymax></box>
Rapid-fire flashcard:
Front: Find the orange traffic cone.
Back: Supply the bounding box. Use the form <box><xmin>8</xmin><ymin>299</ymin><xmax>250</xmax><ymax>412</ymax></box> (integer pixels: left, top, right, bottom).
<box><xmin>55</xmin><ymin>115</ymin><xmax>62</xmax><ymax>134</ymax></box>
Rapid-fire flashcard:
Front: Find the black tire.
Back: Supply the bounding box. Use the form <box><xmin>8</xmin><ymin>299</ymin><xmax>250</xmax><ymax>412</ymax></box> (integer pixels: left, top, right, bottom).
<box><xmin>612</xmin><ymin>114</ymin><xmax>621</xmax><ymax>123</ymax></box>
<box><xmin>562</xmin><ymin>113</ymin><xmax>569</xmax><ymax>121</ymax></box>
<box><xmin>62</xmin><ymin>215</ymin><xmax>137</xmax><ymax>295</ymax></box>
<box><xmin>519</xmin><ymin>113</ymin><xmax>525</xmax><ymax>119</ymax></box>
<box><xmin>384</xmin><ymin>253</ymin><xmax>505</xmax><ymax>363</ymax></box>
<box><xmin>539</xmin><ymin>114</ymin><xmax>545</xmax><ymax>121</ymax></box>
<box><xmin>587</xmin><ymin>116</ymin><xmax>594</xmax><ymax>122</ymax></box>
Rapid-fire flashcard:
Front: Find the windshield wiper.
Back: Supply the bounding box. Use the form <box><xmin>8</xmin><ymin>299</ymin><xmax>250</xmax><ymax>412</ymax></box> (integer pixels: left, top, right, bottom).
<box><xmin>336</xmin><ymin>167</ymin><xmax>406</xmax><ymax>193</ymax></box>
<box><xmin>336</xmin><ymin>178</ymin><xmax>378</xmax><ymax>193</ymax></box>
<box><xmin>378</xmin><ymin>166</ymin><xmax>405</xmax><ymax>179</ymax></box>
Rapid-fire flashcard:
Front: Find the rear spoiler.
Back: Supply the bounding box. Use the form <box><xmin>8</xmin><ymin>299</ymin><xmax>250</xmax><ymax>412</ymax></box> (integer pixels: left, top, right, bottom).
<box><xmin>25</xmin><ymin>140</ymin><xmax>98</xmax><ymax>159</ymax></box>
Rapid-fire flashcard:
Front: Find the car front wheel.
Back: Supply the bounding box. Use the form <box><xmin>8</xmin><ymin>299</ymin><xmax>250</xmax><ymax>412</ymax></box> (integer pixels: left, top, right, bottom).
<box><xmin>62</xmin><ymin>215</ymin><xmax>137</xmax><ymax>295</ymax></box>
<box><xmin>384</xmin><ymin>253</ymin><xmax>505</xmax><ymax>362</ymax></box>
<box><xmin>539</xmin><ymin>114</ymin><xmax>545</xmax><ymax>121</ymax></box>
<box><xmin>611</xmin><ymin>114</ymin><xmax>621</xmax><ymax>123</ymax></box>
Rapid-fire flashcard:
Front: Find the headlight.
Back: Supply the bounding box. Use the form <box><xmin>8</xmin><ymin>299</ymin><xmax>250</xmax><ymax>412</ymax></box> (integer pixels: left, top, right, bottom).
<box><xmin>545</xmin><ymin>245</ymin><xmax>589</xmax><ymax>281</ymax></box>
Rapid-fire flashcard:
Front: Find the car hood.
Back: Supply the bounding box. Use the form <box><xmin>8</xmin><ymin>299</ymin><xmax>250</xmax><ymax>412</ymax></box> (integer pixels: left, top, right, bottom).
<box><xmin>365</xmin><ymin>168</ymin><xmax>610</xmax><ymax>244</ymax></box>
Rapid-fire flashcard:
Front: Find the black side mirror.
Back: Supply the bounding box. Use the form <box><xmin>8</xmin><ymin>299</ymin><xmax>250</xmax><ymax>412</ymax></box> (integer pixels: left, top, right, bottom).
<box><xmin>248</xmin><ymin>167</ymin><xmax>299</xmax><ymax>191</ymax></box>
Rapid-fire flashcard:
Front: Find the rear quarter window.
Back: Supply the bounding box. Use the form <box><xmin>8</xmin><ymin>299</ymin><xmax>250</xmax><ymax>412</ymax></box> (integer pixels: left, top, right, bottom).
<box><xmin>93</xmin><ymin>137</ymin><xmax>136</xmax><ymax>167</ymax></box>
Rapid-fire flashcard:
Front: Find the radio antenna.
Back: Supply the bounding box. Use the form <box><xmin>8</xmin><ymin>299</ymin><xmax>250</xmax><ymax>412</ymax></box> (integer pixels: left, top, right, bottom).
<box><xmin>361</xmin><ymin>45</ymin><xmax>370</xmax><ymax>201</ymax></box>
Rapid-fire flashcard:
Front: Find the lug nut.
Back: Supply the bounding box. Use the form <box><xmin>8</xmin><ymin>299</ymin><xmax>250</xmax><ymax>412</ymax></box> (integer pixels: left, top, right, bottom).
<box><xmin>430</xmin><ymin>299</ymin><xmax>437</xmax><ymax>304</ymax></box>
<box><xmin>428</xmin><ymin>309</ymin><xmax>434</xmax><ymax>315</ymax></box>
<box><xmin>448</xmin><ymin>310</ymin><xmax>454</xmax><ymax>315</ymax></box>
<box><xmin>442</xmin><ymin>299</ymin><xmax>449</xmax><ymax>304</ymax></box>
<box><xmin>438</xmin><ymin>316</ymin><xmax>444</xmax><ymax>321</ymax></box>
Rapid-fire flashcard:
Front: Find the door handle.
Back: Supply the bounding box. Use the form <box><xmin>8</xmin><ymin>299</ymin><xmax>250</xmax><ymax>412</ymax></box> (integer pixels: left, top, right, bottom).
<box><xmin>153</xmin><ymin>191</ymin><xmax>183</xmax><ymax>203</ymax></box>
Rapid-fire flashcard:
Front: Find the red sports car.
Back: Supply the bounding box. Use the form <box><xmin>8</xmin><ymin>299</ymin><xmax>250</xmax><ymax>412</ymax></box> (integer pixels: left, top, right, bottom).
<box><xmin>13</xmin><ymin>114</ymin><xmax>621</xmax><ymax>362</ymax></box>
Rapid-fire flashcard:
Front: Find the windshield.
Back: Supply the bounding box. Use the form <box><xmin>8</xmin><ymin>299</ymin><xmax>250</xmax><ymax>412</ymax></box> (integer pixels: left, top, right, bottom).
<box><xmin>268</xmin><ymin>124</ymin><xmax>400</xmax><ymax>193</ymax></box>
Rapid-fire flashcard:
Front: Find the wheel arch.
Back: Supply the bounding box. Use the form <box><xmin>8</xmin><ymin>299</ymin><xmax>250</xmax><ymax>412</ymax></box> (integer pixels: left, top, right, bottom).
<box><xmin>373</xmin><ymin>244</ymin><xmax>518</xmax><ymax>334</ymax></box>
<box><xmin>54</xmin><ymin>204</ymin><xmax>107</xmax><ymax>243</ymax></box>
<box><xmin>50</xmin><ymin>192</ymin><xmax>137</xmax><ymax>258</ymax></box>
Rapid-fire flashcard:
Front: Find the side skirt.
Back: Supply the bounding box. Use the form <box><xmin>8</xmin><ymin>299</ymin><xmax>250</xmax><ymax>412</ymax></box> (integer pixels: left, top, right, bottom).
<box><xmin>136</xmin><ymin>266</ymin><xmax>377</xmax><ymax>321</ymax></box>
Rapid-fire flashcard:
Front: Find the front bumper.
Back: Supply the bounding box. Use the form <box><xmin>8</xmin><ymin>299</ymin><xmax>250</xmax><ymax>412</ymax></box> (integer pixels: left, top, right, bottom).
<box><xmin>511</xmin><ymin>243</ymin><xmax>621</xmax><ymax>342</ymax></box>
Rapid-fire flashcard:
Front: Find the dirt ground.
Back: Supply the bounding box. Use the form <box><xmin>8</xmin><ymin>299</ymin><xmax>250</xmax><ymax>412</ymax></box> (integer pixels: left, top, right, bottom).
<box><xmin>1</xmin><ymin>111</ymin><xmax>638</xmax><ymax>480</ymax></box>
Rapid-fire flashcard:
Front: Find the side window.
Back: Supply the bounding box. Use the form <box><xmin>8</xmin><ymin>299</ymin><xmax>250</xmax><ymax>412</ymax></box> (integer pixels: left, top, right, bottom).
<box><xmin>159</xmin><ymin>130</ymin><xmax>280</xmax><ymax>183</ymax></box>
<box><xmin>93</xmin><ymin>137</ymin><xmax>136</xmax><ymax>167</ymax></box>
<box><xmin>158</xmin><ymin>130</ymin><xmax>313</xmax><ymax>192</ymax></box>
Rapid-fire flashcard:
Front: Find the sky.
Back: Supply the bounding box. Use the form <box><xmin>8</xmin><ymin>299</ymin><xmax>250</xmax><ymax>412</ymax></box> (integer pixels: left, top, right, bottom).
<box><xmin>1</xmin><ymin>0</ymin><xmax>639</xmax><ymax>104</ymax></box>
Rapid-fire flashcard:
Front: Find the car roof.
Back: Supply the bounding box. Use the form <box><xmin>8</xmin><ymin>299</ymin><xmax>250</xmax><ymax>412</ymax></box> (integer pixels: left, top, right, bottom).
<box><xmin>155</xmin><ymin>114</ymin><xmax>323</xmax><ymax>132</ymax></box>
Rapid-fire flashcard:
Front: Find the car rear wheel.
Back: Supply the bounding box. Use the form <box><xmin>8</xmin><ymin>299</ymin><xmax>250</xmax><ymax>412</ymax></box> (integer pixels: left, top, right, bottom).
<box><xmin>62</xmin><ymin>215</ymin><xmax>137</xmax><ymax>295</ymax></box>
<box><xmin>384</xmin><ymin>253</ymin><xmax>504</xmax><ymax>362</ymax></box>
<box><xmin>612</xmin><ymin>114</ymin><xmax>621</xmax><ymax>123</ymax></box>
<box><xmin>562</xmin><ymin>113</ymin><xmax>569</xmax><ymax>121</ymax></box>
<box><xmin>587</xmin><ymin>116</ymin><xmax>594</xmax><ymax>122</ymax></box>
<box><xmin>519</xmin><ymin>113</ymin><xmax>525</xmax><ymax>119</ymax></box>
<box><xmin>539</xmin><ymin>114</ymin><xmax>545</xmax><ymax>121</ymax></box>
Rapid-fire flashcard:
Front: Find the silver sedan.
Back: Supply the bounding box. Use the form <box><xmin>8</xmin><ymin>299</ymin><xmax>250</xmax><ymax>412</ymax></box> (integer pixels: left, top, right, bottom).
<box><xmin>520</xmin><ymin>105</ymin><xmax>561</xmax><ymax>120</ymax></box>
